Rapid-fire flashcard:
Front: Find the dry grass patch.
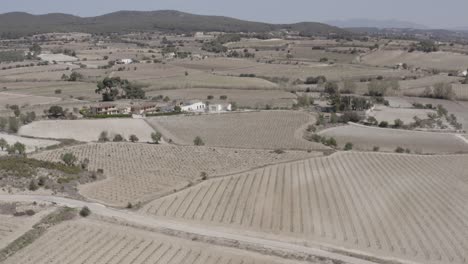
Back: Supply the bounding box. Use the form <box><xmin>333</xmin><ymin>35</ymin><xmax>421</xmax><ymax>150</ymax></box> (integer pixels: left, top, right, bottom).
<box><xmin>147</xmin><ymin>111</ymin><xmax>327</xmax><ymax>150</ymax></box>
<box><xmin>32</xmin><ymin>142</ymin><xmax>321</xmax><ymax>206</ymax></box>
<box><xmin>142</xmin><ymin>152</ymin><xmax>468</xmax><ymax>264</ymax></box>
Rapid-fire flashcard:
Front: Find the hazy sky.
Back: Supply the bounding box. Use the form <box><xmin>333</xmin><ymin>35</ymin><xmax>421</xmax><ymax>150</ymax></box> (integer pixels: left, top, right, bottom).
<box><xmin>1</xmin><ymin>0</ymin><xmax>467</xmax><ymax>29</ymax></box>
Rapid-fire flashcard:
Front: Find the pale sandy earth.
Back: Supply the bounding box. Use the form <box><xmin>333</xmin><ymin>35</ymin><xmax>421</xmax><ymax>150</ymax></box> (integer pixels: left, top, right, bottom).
<box><xmin>3</xmin><ymin>218</ymin><xmax>308</xmax><ymax>264</ymax></box>
<box><xmin>141</xmin><ymin>152</ymin><xmax>468</xmax><ymax>264</ymax></box>
<box><xmin>32</xmin><ymin>142</ymin><xmax>322</xmax><ymax>206</ymax></box>
<box><xmin>147</xmin><ymin>88</ymin><xmax>296</xmax><ymax>108</ymax></box>
<box><xmin>362</xmin><ymin>50</ymin><xmax>468</xmax><ymax>71</ymax></box>
<box><xmin>38</xmin><ymin>53</ymin><xmax>78</xmax><ymax>62</ymax></box>
<box><xmin>147</xmin><ymin>111</ymin><xmax>327</xmax><ymax>150</ymax></box>
<box><xmin>367</xmin><ymin>105</ymin><xmax>435</xmax><ymax>124</ymax></box>
<box><xmin>0</xmin><ymin>203</ymin><xmax>53</xmax><ymax>249</ymax></box>
<box><xmin>19</xmin><ymin>119</ymin><xmax>155</xmax><ymax>142</ymax></box>
<box><xmin>319</xmin><ymin>123</ymin><xmax>468</xmax><ymax>154</ymax></box>
<box><xmin>0</xmin><ymin>133</ymin><xmax>59</xmax><ymax>154</ymax></box>
<box><xmin>0</xmin><ymin>92</ymin><xmax>62</xmax><ymax>108</ymax></box>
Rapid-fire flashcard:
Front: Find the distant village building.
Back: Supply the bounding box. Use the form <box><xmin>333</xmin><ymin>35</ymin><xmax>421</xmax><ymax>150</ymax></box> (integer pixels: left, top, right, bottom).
<box><xmin>90</xmin><ymin>104</ymin><xmax>120</xmax><ymax>115</ymax></box>
<box><xmin>208</xmin><ymin>103</ymin><xmax>232</xmax><ymax>113</ymax></box>
<box><xmin>131</xmin><ymin>104</ymin><xmax>159</xmax><ymax>115</ymax></box>
<box><xmin>117</xmin><ymin>59</ymin><xmax>133</xmax><ymax>65</ymax></box>
<box><xmin>181</xmin><ymin>101</ymin><xmax>206</xmax><ymax>112</ymax></box>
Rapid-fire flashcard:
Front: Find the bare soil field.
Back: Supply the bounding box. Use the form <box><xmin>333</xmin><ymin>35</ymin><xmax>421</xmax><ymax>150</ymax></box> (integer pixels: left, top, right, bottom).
<box><xmin>148</xmin><ymin>88</ymin><xmax>296</xmax><ymax>108</ymax></box>
<box><xmin>319</xmin><ymin>123</ymin><xmax>468</xmax><ymax>153</ymax></box>
<box><xmin>1</xmin><ymin>81</ymin><xmax>99</xmax><ymax>100</ymax></box>
<box><xmin>147</xmin><ymin>111</ymin><xmax>327</xmax><ymax>150</ymax></box>
<box><xmin>3</xmin><ymin>217</ymin><xmax>305</xmax><ymax>264</ymax></box>
<box><xmin>0</xmin><ymin>64</ymin><xmax>76</xmax><ymax>82</ymax></box>
<box><xmin>32</xmin><ymin>142</ymin><xmax>321</xmax><ymax>206</ymax></box>
<box><xmin>398</xmin><ymin>75</ymin><xmax>460</xmax><ymax>91</ymax></box>
<box><xmin>362</xmin><ymin>50</ymin><xmax>468</xmax><ymax>71</ymax></box>
<box><xmin>0</xmin><ymin>92</ymin><xmax>61</xmax><ymax>108</ymax></box>
<box><xmin>290</xmin><ymin>47</ymin><xmax>358</xmax><ymax>63</ymax></box>
<box><xmin>142</xmin><ymin>72</ymin><xmax>278</xmax><ymax>91</ymax></box>
<box><xmin>367</xmin><ymin>105</ymin><xmax>435</xmax><ymax>124</ymax></box>
<box><xmin>142</xmin><ymin>152</ymin><xmax>468</xmax><ymax>264</ymax></box>
<box><xmin>19</xmin><ymin>119</ymin><xmax>154</xmax><ymax>142</ymax></box>
<box><xmin>0</xmin><ymin>133</ymin><xmax>59</xmax><ymax>154</ymax></box>
<box><xmin>225</xmin><ymin>39</ymin><xmax>290</xmax><ymax>49</ymax></box>
<box><xmin>171</xmin><ymin>57</ymin><xmax>260</xmax><ymax>72</ymax></box>
<box><xmin>218</xmin><ymin>62</ymin><xmax>409</xmax><ymax>81</ymax></box>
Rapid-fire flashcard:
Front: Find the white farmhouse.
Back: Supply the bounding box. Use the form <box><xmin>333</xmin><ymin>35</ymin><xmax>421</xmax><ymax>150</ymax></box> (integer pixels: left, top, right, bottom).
<box><xmin>208</xmin><ymin>103</ymin><xmax>232</xmax><ymax>113</ymax></box>
<box><xmin>181</xmin><ymin>101</ymin><xmax>206</xmax><ymax>112</ymax></box>
<box><xmin>117</xmin><ymin>59</ymin><xmax>133</xmax><ymax>65</ymax></box>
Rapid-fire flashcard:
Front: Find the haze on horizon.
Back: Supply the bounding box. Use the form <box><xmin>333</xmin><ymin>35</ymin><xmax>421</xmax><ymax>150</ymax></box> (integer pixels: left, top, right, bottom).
<box><xmin>1</xmin><ymin>0</ymin><xmax>467</xmax><ymax>29</ymax></box>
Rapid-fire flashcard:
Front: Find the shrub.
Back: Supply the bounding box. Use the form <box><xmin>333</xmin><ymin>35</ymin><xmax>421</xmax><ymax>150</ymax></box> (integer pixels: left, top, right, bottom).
<box><xmin>193</xmin><ymin>136</ymin><xmax>204</xmax><ymax>146</ymax></box>
<box><xmin>220</xmin><ymin>95</ymin><xmax>228</xmax><ymax>100</ymax></box>
<box><xmin>341</xmin><ymin>111</ymin><xmax>362</xmax><ymax>123</ymax></box>
<box><xmin>98</xmin><ymin>131</ymin><xmax>109</xmax><ymax>142</ymax></box>
<box><xmin>54</xmin><ymin>89</ymin><xmax>62</xmax><ymax>94</ymax></box>
<box><xmin>129</xmin><ymin>135</ymin><xmax>139</xmax><ymax>143</ymax></box>
<box><xmin>306</xmin><ymin>125</ymin><xmax>317</xmax><ymax>132</ymax></box>
<box><xmin>273</xmin><ymin>149</ymin><xmax>285</xmax><ymax>154</ymax></box>
<box><xmin>378</xmin><ymin>121</ymin><xmax>389</xmax><ymax>128</ymax></box>
<box><xmin>200</xmin><ymin>172</ymin><xmax>208</xmax><ymax>180</ymax></box>
<box><xmin>79</xmin><ymin>206</ymin><xmax>91</xmax><ymax>217</ymax></box>
<box><xmin>344</xmin><ymin>142</ymin><xmax>353</xmax><ymax>151</ymax></box>
<box><xmin>373</xmin><ymin>146</ymin><xmax>380</xmax><ymax>152</ymax></box>
<box><xmin>151</xmin><ymin>132</ymin><xmax>162</xmax><ymax>144</ymax></box>
<box><xmin>112</xmin><ymin>134</ymin><xmax>124</xmax><ymax>142</ymax></box>
<box><xmin>61</xmin><ymin>153</ymin><xmax>77</xmax><ymax>166</ymax></box>
<box><xmin>126</xmin><ymin>202</ymin><xmax>133</xmax><ymax>209</ymax></box>
<box><xmin>393</xmin><ymin>119</ymin><xmax>404</xmax><ymax>128</ymax></box>
<box><xmin>207</xmin><ymin>95</ymin><xmax>214</xmax><ymax>100</ymax></box>
<box><xmin>395</xmin><ymin>146</ymin><xmax>405</xmax><ymax>153</ymax></box>
<box><xmin>326</xmin><ymin>137</ymin><xmax>337</xmax><ymax>147</ymax></box>
<box><xmin>28</xmin><ymin>180</ymin><xmax>38</xmax><ymax>191</ymax></box>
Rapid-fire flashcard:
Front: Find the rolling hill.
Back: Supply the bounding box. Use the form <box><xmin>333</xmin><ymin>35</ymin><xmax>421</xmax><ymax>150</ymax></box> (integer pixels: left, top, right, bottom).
<box><xmin>0</xmin><ymin>10</ymin><xmax>347</xmax><ymax>38</ymax></box>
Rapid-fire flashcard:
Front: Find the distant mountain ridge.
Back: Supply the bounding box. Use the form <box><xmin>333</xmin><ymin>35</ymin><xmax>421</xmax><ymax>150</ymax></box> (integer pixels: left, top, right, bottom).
<box><xmin>327</xmin><ymin>18</ymin><xmax>429</xmax><ymax>29</ymax></box>
<box><xmin>0</xmin><ymin>10</ymin><xmax>347</xmax><ymax>38</ymax></box>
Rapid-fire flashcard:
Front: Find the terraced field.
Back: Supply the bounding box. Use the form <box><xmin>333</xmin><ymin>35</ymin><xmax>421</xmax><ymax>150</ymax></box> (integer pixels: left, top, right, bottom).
<box><xmin>3</xmin><ymin>218</ymin><xmax>304</xmax><ymax>264</ymax></box>
<box><xmin>147</xmin><ymin>111</ymin><xmax>326</xmax><ymax>150</ymax></box>
<box><xmin>141</xmin><ymin>152</ymin><xmax>468</xmax><ymax>264</ymax></box>
<box><xmin>319</xmin><ymin>123</ymin><xmax>468</xmax><ymax>154</ymax></box>
<box><xmin>32</xmin><ymin>143</ymin><xmax>321</xmax><ymax>206</ymax></box>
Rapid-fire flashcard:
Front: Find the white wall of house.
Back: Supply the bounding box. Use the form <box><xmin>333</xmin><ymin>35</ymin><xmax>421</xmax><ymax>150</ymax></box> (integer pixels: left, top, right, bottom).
<box><xmin>181</xmin><ymin>102</ymin><xmax>206</xmax><ymax>112</ymax></box>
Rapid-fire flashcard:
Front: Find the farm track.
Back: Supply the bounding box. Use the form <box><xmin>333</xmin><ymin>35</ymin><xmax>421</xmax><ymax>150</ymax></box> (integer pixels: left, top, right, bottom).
<box><xmin>141</xmin><ymin>152</ymin><xmax>468</xmax><ymax>264</ymax></box>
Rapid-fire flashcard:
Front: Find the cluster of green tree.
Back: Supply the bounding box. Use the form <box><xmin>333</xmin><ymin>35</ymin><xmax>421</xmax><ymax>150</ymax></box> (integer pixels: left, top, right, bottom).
<box><xmin>420</xmin><ymin>82</ymin><xmax>455</xmax><ymax>100</ymax></box>
<box><xmin>0</xmin><ymin>51</ymin><xmax>25</xmax><ymax>63</ymax></box>
<box><xmin>51</xmin><ymin>48</ymin><xmax>76</xmax><ymax>57</ymax></box>
<box><xmin>95</xmin><ymin>77</ymin><xmax>146</xmax><ymax>101</ymax></box>
<box><xmin>367</xmin><ymin>79</ymin><xmax>399</xmax><ymax>97</ymax></box>
<box><xmin>227</xmin><ymin>49</ymin><xmax>255</xmax><ymax>58</ymax></box>
<box><xmin>305</xmin><ymin>75</ymin><xmax>327</xmax><ymax>85</ymax></box>
<box><xmin>202</xmin><ymin>41</ymin><xmax>227</xmax><ymax>53</ymax></box>
<box><xmin>61</xmin><ymin>72</ymin><xmax>83</xmax><ymax>82</ymax></box>
<box><xmin>0</xmin><ymin>139</ymin><xmax>26</xmax><ymax>155</ymax></box>
<box><xmin>239</xmin><ymin>73</ymin><xmax>256</xmax><ymax>78</ymax></box>
<box><xmin>408</xmin><ymin>40</ymin><xmax>439</xmax><ymax>53</ymax></box>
